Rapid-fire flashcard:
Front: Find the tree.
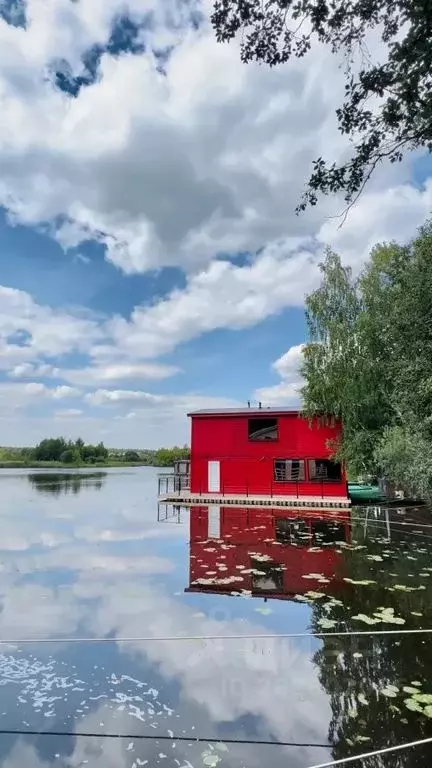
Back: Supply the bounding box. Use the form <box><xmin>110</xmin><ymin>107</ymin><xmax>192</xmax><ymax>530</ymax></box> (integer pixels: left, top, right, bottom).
<box><xmin>301</xmin><ymin>220</ymin><xmax>432</xmax><ymax>498</ymax></box>
<box><xmin>124</xmin><ymin>450</ymin><xmax>140</xmax><ymax>462</ymax></box>
<box><xmin>211</xmin><ymin>0</ymin><xmax>432</xmax><ymax>211</ymax></box>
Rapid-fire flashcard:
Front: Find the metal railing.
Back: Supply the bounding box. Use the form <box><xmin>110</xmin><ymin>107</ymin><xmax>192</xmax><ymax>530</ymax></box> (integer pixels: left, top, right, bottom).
<box><xmin>158</xmin><ymin>473</ymin><xmax>190</xmax><ymax>495</ymax></box>
<box><xmin>158</xmin><ymin>475</ymin><xmax>336</xmax><ymax>499</ymax></box>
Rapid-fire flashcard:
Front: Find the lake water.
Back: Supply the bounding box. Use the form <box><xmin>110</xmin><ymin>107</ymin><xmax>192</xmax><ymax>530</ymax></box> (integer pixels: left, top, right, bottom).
<box><xmin>0</xmin><ymin>467</ymin><xmax>431</xmax><ymax>767</ymax></box>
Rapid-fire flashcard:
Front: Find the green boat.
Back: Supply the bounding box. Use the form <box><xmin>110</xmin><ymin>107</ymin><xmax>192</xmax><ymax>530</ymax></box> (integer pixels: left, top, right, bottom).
<box><xmin>348</xmin><ymin>482</ymin><xmax>386</xmax><ymax>503</ymax></box>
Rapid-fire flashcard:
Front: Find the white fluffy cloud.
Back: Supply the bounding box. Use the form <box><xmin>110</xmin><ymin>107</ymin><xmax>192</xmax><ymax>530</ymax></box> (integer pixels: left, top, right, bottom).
<box><xmin>255</xmin><ymin>344</ymin><xmax>305</xmax><ymax>406</ymax></box>
<box><xmin>0</xmin><ymin>0</ymin><xmax>431</xmax><ymax>446</ymax></box>
<box><xmin>0</xmin><ymin>0</ymin><xmax>422</xmax><ymax>279</ymax></box>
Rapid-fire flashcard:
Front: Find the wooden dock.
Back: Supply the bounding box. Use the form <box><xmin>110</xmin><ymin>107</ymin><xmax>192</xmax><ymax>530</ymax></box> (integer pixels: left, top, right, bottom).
<box><xmin>158</xmin><ymin>491</ymin><xmax>351</xmax><ymax>509</ymax></box>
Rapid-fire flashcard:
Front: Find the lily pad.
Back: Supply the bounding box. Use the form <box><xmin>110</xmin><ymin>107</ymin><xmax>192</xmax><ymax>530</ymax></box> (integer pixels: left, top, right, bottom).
<box><xmin>411</xmin><ymin>693</ymin><xmax>432</xmax><ymax>705</ymax></box>
<box><xmin>352</xmin><ymin>613</ymin><xmax>381</xmax><ymax>625</ymax></box>
<box><xmin>317</xmin><ymin>617</ymin><xmax>337</xmax><ymax>629</ymax></box>
<box><xmin>403</xmin><ymin>686</ymin><xmax>421</xmax><ymax>695</ymax></box>
<box><xmin>203</xmin><ymin>756</ymin><xmax>221</xmax><ymax>767</ymax></box>
<box><xmin>343</xmin><ymin>578</ymin><xmax>376</xmax><ymax>586</ymax></box>
<box><xmin>255</xmin><ymin>607</ymin><xmax>273</xmax><ymax>615</ymax></box>
<box><xmin>424</xmin><ymin>706</ymin><xmax>432</xmax><ymax>719</ymax></box>
<box><xmin>381</xmin><ymin>685</ymin><xmax>399</xmax><ymax>698</ymax></box>
<box><xmin>358</xmin><ymin>693</ymin><xmax>369</xmax><ymax>706</ymax></box>
<box><xmin>404</xmin><ymin>698</ymin><xmax>423</xmax><ymax>713</ymax></box>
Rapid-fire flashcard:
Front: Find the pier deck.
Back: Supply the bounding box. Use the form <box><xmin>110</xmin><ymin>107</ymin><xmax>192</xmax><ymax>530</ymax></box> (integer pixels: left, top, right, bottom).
<box><xmin>158</xmin><ymin>491</ymin><xmax>351</xmax><ymax>509</ymax></box>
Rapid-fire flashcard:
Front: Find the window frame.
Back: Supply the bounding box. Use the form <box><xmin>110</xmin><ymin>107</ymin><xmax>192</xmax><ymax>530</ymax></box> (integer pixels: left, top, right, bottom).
<box><xmin>273</xmin><ymin>458</ymin><xmax>306</xmax><ymax>483</ymax></box>
<box><xmin>307</xmin><ymin>458</ymin><xmax>342</xmax><ymax>482</ymax></box>
<box><xmin>247</xmin><ymin>417</ymin><xmax>279</xmax><ymax>442</ymax></box>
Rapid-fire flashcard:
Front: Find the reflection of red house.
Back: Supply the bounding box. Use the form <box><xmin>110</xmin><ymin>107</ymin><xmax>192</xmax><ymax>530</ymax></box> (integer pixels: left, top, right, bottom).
<box><xmin>188</xmin><ymin>408</ymin><xmax>348</xmax><ymax>500</ymax></box>
<box><xmin>185</xmin><ymin>506</ymin><xmax>350</xmax><ymax>601</ymax></box>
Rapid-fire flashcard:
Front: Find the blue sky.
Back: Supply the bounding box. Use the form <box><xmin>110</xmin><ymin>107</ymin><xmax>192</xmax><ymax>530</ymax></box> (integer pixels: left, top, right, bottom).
<box><xmin>0</xmin><ymin>1</ymin><xmax>430</xmax><ymax>447</ymax></box>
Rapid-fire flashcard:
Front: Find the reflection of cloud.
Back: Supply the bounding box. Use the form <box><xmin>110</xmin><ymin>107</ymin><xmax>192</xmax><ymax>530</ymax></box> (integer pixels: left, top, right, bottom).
<box><xmin>83</xmin><ymin>582</ymin><xmax>331</xmax><ymax>752</ymax></box>
<box><xmin>0</xmin><ymin>469</ymin><xmax>331</xmax><ymax>765</ymax></box>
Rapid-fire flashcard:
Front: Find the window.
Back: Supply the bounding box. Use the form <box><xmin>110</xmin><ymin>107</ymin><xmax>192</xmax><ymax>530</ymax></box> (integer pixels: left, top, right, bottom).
<box><xmin>248</xmin><ymin>417</ymin><xmax>278</xmax><ymax>441</ymax></box>
<box><xmin>273</xmin><ymin>459</ymin><xmax>305</xmax><ymax>482</ymax></box>
<box><xmin>251</xmin><ymin>560</ymin><xmax>283</xmax><ymax>592</ymax></box>
<box><xmin>308</xmin><ymin>459</ymin><xmax>342</xmax><ymax>482</ymax></box>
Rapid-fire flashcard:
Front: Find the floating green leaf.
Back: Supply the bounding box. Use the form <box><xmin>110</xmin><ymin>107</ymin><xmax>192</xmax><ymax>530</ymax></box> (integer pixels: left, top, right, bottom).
<box><xmin>352</xmin><ymin>613</ymin><xmax>381</xmax><ymax>625</ymax></box>
<box><xmin>317</xmin><ymin>617</ymin><xmax>337</xmax><ymax>629</ymax></box>
<box><xmin>367</xmin><ymin>555</ymin><xmax>384</xmax><ymax>562</ymax></box>
<box><xmin>411</xmin><ymin>693</ymin><xmax>432</xmax><ymax>705</ymax></box>
<box><xmin>255</xmin><ymin>607</ymin><xmax>272</xmax><ymax>615</ymax></box>
<box><xmin>358</xmin><ymin>693</ymin><xmax>369</xmax><ymax>706</ymax></box>
<box><xmin>411</xmin><ymin>611</ymin><xmax>423</xmax><ymax>617</ymax></box>
<box><xmin>343</xmin><ymin>578</ymin><xmax>376</xmax><ymax>586</ymax></box>
<box><xmin>214</xmin><ymin>743</ymin><xmax>229</xmax><ymax>752</ymax></box>
<box><xmin>404</xmin><ymin>698</ymin><xmax>423</xmax><ymax>713</ymax></box>
<box><xmin>403</xmin><ymin>686</ymin><xmax>421</xmax><ymax>695</ymax></box>
<box><xmin>202</xmin><ymin>753</ymin><xmax>221</xmax><ymax>767</ymax></box>
<box><xmin>381</xmin><ymin>685</ymin><xmax>399</xmax><ymax>698</ymax></box>
<box><xmin>424</xmin><ymin>706</ymin><xmax>432</xmax><ymax>719</ymax></box>
<box><xmin>411</xmin><ymin>681</ymin><xmax>422</xmax><ymax>686</ymax></box>
<box><xmin>305</xmin><ymin>591</ymin><xmax>327</xmax><ymax>599</ymax></box>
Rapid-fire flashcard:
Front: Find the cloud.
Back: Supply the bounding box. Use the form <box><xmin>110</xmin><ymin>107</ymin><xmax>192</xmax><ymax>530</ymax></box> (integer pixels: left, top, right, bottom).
<box><xmin>0</xmin><ymin>0</ymin><xmax>405</xmax><ymax>276</ymax></box>
<box><xmin>0</xmin><ymin>381</ymin><xmax>80</xmax><ymax>413</ymax></box>
<box><xmin>60</xmin><ymin>362</ymin><xmax>180</xmax><ymax>385</ymax></box>
<box><xmin>254</xmin><ymin>344</ymin><xmax>305</xmax><ymax>406</ymax></box>
<box><xmin>54</xmin><ymin>408</ymin><xmax>83</xmax><ymax>417</ymax></box>
<box><xmin>108</xmin><ymin>243</ymin><xmax>320</xmax><ymax>359</ymax></box>
<box><xmin>0</xmin><ymin>284</ymin><xmax>103</xmax><ymax>371</ymax></box>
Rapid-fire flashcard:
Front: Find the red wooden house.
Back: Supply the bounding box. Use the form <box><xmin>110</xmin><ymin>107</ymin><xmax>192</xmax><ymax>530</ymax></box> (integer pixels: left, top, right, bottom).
<box><xmin>188</xmin><ymin>407</ymin><xmax>348</xmax><ymax>501</ymax></box>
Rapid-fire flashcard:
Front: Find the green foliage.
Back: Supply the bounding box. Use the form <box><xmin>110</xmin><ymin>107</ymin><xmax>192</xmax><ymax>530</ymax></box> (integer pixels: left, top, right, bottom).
<box><xmin>32</xmin><ymin>437</ymin><xmax>108</xmax><ymax>465</ymax></box>
<box><xmin>211</xmin><ymin>0</ymin><xmax>432</xmax><ymax>211</ymax></box>
<box><xmin>152</xmin><ymin>445</ymin><xmax>190</xmax><ymax>467</ymax></box>
<box><xmin>301</xmin><ymin>221</ymin><xmax>432</xmax><ymax>499</ymax></box>
<box><xmin>123</xmin><ymin>450</ymin><xmax>140</xmax><ymax>462</ymax></box>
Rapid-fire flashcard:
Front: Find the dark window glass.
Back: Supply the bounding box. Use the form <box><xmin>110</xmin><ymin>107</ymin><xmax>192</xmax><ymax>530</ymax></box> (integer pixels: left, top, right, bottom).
<box><xmin>308</xmin><ymin>459</ymin><xmax>342</xmax><ymax>481</ymax></box>
<box><xmin>273</xmin><ymin>459</ymin><xmax>305</xmax><ymax>482</ymax></box>
<box><xmin>248</xmin><ymin>418</ymin><xmax>278</xmax><ymax>441</ymax></box>
<box><xmin>251</xmin><ymin>560</ymin><xmax>283</xmax><ymax>592</ymax></box>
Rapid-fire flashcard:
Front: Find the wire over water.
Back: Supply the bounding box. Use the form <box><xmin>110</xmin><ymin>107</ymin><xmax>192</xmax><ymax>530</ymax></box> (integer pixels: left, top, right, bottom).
<box><xmin>0</xmin><ymin>628</ymin><xmax>432</xmax><ymax>644</ymax></box>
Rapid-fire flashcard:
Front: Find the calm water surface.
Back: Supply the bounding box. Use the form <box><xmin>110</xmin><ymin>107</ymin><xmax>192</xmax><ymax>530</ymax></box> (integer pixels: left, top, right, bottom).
<box><xmin>0</xmin><ymin>467</ymin><xmax>431</xmax><ymax>767</ymax></box>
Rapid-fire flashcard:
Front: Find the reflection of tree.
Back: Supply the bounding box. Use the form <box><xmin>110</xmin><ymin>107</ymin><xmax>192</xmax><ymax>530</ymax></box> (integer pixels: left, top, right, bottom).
<box><xmin>312</xmin><ymin>507</ymin><xmax>432</xmax><ymax>765</ymax></box>
<box><xmin>28</xmin><ymin>472</ymin><xmax>106</xmax><ymax>496</ymax></box>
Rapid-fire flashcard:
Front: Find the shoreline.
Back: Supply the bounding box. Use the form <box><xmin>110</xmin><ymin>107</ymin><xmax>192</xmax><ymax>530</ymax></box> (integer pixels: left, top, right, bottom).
<box><xmin>0</xmin><ymin>461</ymin><xmax>168</xmax><ymax>469</ymax></box>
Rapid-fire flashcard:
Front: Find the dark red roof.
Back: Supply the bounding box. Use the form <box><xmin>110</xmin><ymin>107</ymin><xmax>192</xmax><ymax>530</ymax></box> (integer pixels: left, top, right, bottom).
<box><xmin>188</xmin><ymin>407</ymin><xmax>302</xmax><ymax>417</ymax></box>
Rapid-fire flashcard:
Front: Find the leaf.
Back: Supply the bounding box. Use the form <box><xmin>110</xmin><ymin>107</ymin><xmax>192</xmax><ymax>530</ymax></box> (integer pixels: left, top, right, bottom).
<box><xmin>353</xmin><ymin>652</ymin><xmax>363</xmax><ymax>659</ymax></box>
<box><xmin>412</xmin><ymin>693</ymin><xmax>432</xmax><ymax>705</ymax></box>
<box><xmin>411</xmin><ymin>611</ymin><xmax>423</xmax><ymax>616</ymax></box>
<box><xmin>203</xmin><ymin>755</ymin><xmax>221</xmax><ymax>767</ymax></box>
<box><xmin>317</xmin><ymin>617</ymin><xmax>337</xmax><ymax>629</ymax></box>
<box><xmin>214</xmin><ymin>743</ymin><xmax>229</xmax><ymax>752</ymax></box>
<box><xmin>404</xmin><ymin>698</ymin><xmax>423</xmax><ymax>713</ymax></box>
<box><xmin>358</xmin><ymin>693</ymin><xmax>368</xmax><ymax>706</ymax></box>
<box><xmin>424</xmin><ymin>705</ymin><xmax>432</xmax><ymax>719</ymax></box>
<box><xmin>381</xmin><ymin>685</ymin><xmax>399</xmax><ymax>698</ymax></box>
<box><xmin>411</xmin><ymin>681</ymin><xmax>422</xmax><ymax>686</ymax></box>
<box><xmin>305</xmin><ymin>591</ymin><xmax>327</xmax><ymax>599</ymax></box>
<box><xmin>255</xmin><ymin>607</ymin><xmax>272</xmax><ymax>615</ymax></box>
<box><xmin>352</xmin><ymin>613</ymin><xmax>381</xmax><ymax>625</ymax></box>
<box><xmin>343</xmin><ymin>578</ymin><xmax>376</xmax><ymax>585</ymax></box>
<box><xmin>403</xmin><ymin>686</ymin><xmax>421</xmax><ymax>695</ymax></box>
<box><xmin>367</xmin><ymin>555</ymin><xmax>384</xmax><ymax>562</ymax></box>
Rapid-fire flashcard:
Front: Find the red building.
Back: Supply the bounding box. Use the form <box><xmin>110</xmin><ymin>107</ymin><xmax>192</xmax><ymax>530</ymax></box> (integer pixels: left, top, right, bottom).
<box><xmin>188</xmin><ymin>407</ymin><xmax>348</xmax><ymax>500</ymax></box>
<box><xmin>185</xmin><ymin>505</ymin><xmax>351</xmax><ymax>600</ymax></box>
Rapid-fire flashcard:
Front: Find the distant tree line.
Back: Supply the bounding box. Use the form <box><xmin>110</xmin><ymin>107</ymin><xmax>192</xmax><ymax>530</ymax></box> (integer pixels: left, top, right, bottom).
<box><xmin>0</xmin><ymin>441</ymin><xmax>190</xmax><ymax>467</ymax></box>
<box><xmin>33</xmin><ymin>437</ymin><xmax>108</xmax><ymax>464</ymax></box>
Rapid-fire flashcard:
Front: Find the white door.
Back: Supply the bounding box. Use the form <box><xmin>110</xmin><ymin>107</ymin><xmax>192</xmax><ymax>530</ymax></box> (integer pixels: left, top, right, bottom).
<box><xmin>208</xmin><ymin>461</ymin><xmax>220</xmax><ymax>492</ymax></box>
<box><xmin>208</xmin><ymin>505</ymin><xmax>221</xmax><ymax>538</ymax></box>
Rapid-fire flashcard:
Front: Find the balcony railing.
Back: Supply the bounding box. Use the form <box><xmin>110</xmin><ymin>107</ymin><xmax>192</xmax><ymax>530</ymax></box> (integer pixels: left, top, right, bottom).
<box><xmin>158</xmin><ymin>473</ymin><xmax>344</xmax><ymax>500</ymax></box>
